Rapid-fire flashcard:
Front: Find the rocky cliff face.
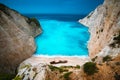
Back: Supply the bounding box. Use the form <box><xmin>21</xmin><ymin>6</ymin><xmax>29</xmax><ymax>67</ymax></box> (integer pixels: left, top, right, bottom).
<box><xmin>80</xmin><ymin>0</ymin><xmax>120</xmax><ymax>59</ymax></box>
<box><xmin>77</xmin><ymin>0</ymin><xmax>120</xmax><ymax>79</ymax></box>
<box><xmin>0</xmin><ymin>4</ymin><xmax>42</xmax><ymax>74</ymax></box>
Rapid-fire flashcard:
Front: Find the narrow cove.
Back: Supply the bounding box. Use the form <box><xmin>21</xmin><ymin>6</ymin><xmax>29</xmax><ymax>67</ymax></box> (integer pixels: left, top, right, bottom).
<box><xmin>34</xmin><ymin>15</ymin><xmax>90</xmax><ymax>56</ymax></box>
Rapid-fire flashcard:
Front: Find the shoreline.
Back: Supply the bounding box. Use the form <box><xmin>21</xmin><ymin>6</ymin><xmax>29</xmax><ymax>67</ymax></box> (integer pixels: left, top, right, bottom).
<box><xmin>22</xmin><ymin>55</ymin><xmax>91</xmax><ymax>67</ymax></box>
<box><xmin>33</xmin><ymin>54</ymin><xmax>89</xmax><ymax>58</ymax></box>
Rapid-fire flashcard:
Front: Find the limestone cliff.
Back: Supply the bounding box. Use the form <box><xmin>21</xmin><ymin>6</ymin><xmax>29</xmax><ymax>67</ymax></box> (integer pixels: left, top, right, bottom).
<box><xmin>80</xmin><ymin>0</ymin><xmax>120</xmax><ymax>59</ymax></box>
<box><xmin>0</xmin><ymin>4</ymin><xmax>42</xmax><ymax>74</ymax></box>
<box><xmin>77</xmin><ymin>0</ymin><xmax>120</xmax><ymax>79</ymax></box>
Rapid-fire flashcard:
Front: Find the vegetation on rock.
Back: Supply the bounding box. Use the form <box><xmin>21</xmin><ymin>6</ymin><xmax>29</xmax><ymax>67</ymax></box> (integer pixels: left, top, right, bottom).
<box><xmin>13</xmin><ymin>75</ymin><xmax>22</xmax><ymax>80</ymax></box>
<box><xmin>60</xmin><ymin>65</ymin><xmax>80</xmax><ymax>69</ymax></box>
<box><xmin>83</xmin><ymin>62</ymin><xmax>98</xmax><ymax>75</ymax></box>
<box><xmin>49</xmin><ymin>65</ymin><xmax>80</xmax><ymax>74</ymax></box>
<box><xmin>92</xmin><ymin>56</ymin><xmax>98</xmax><ymax>62</ymax></box>
<box><xmin>63</xmin><ymin>72</ymin><xmax>72</xmax><ymax>80</ymax></box>
<box><xmin>75</xmin><ymin>65</ymin><xmax>80</xmax><ymax>69</ymax></box>
<box><xmin>0</xmin><ymin>74</ymin><xmax>15</xmax><ymax>80</ymax></box>
<box><xmin>28</xmin><ymin>17</ymin><xmax>40</xmax><ymax>27</ymax></box>
<box><xmin>109</xmin><ymin>34</ymin><xmax>120</xmax><ymax>48</ymax></box>
<box><xmin>103</xmin><ymin>55</ymin><xmax>112</xmax><ymax>62</ymax></box>
<box><xmin>48</xmin><ymin>65</ymin><xmax>68</xmax><ymax>73</ymax></box>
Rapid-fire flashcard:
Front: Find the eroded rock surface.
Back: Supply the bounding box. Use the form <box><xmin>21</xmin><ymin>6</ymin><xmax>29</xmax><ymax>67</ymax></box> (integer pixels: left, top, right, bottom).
<box><xmin>14</xmin><ymin>61</ymin><xmax>82</xmax><ymax>80</ymax></box>
<box><xmin>77</xmin><ymin>0</ymin><xmax>120</xmax><ymax>79</ymax></box>
<box><xmin>15</xmin><ymin>63</ymin><xmax>47</xmax><ymax>80</ymax></box>
<box><xmin>80</xmin><ymin>0</ymin><xmax>120</xmax><ymax>59</ymax></box>
<box><xmin>0</xmin><ymin>4</ymin><xmax>42</xmax><ymax>74</ymax></box>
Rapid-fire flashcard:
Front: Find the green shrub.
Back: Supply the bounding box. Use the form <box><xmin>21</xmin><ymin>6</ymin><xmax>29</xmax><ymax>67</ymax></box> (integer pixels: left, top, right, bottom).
<box><xmin>60</xmin><ymin>65</ymin><xmax>80</xmax><ymax>69</ymax></box>
<box><xmin>103</xmin><ymin>55</ymin><xmax>112</xmax><ymax>62</ymax></box>
<box><xmin>13</xmin><ymin>75</ymin><xmax>22</xmax><ymax>80</ymax></box>
<box><xmin>63</xmin><ymin>72</ymin><xmax>72</xmax><ymax>80</ymax></box>
<box><xmin>0</xmin><ymin>74</ymin><xmax>15</xmax><ymax>80</ymax></box>
<box><xmin>48</xmin><ymin>65</ymin><xmax>68</xmax><ymax>73</ymax></box>
<box><xmin>92</xmin><ymin>56</ymin><xmax>98</xmax><ymax>62</ymax></box>
<box><xmin>75</xmin><ymin>65</ymin><xmax>80</xmax><ymax>69</ymax></box>
<box><xmin>83</xmin><ymin>62</ymin><xmax>98</xmax><ymax>75</ymax></box>
<box><xmin>29</xmin><ymin>17</ymin><xmax>40</xmax><ymax>27</ymax></box>
<box><xmin>60</xmin><ymin>66</ymin><xmax>73</xmax><ymax>68</ymax></box>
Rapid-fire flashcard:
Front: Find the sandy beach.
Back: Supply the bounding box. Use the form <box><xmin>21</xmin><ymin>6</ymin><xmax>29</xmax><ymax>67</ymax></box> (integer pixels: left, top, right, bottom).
<box><xmin>22</xmin><ymin>55</ymin><xmax>91</xmax><ymax>67</ymax></box>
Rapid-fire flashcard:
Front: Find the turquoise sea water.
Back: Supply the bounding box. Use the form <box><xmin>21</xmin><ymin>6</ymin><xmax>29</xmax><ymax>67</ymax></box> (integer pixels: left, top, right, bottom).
<box><xmin>35</xmin><ymin>19</ymin><xmax>89</xmax><ymax>56</ymax></box>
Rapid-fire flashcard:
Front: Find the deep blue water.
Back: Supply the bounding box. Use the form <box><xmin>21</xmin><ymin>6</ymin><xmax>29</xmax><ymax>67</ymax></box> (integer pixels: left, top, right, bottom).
<box><xmin>24</xmin><ymin>14</ymin><xmax>86</xmax><ymax>21</ymax></box>
<box><xmin>29</xmin><ymin>15</ymin><xmax>90</xmax><ymax>56</ymax></box>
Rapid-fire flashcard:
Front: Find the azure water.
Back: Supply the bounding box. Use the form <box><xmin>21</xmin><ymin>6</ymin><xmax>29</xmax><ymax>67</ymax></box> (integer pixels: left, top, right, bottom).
<box><xmin>34</xmin><ymin>15</ymin><xmax>89</xmax><ymax>56</ymax></box>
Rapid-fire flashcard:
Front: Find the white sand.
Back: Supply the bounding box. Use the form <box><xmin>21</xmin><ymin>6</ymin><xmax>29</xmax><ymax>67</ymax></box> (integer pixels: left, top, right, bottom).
<box><xmin>23</xmin><ymin>55</ymin><xmax>91</xmax><ymax>67</ymax></box>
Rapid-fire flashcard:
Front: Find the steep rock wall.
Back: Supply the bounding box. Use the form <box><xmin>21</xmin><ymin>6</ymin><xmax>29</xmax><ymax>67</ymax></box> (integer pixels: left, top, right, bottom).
<box><xmin>0</xmin><ymin>4</ymin><xmax>42</xmax><ymax>74</ymax></box>
<box><xmin>80</xmin><ymin>0</ymin><xmax>120</xmax><ymax>58</ymax></box>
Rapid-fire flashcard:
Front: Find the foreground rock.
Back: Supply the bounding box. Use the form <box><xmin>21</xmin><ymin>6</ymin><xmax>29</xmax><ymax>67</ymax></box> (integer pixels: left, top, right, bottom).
<box><xmin>14</xmin><ymin>56</ymin><xmax>120</xmax><ymax>80</ymax></box>
<box><xmin>80</xmin><ymin>0</ymin><xmax>120</xmax><ymax>59</ymax></box>
<box><xmin>0</xmin><ymin>4</ymin><xmax>42</xmax><ymax>74</ymax></box>
<box><xmin>13</xmin><ymin>56</ymin><xmax>90</xmax><ymax>80</ymax></box>
<box><xmin>14</xmin><ymin>60</ymin><xmax>83</xmax><ymax>80</ymax></box>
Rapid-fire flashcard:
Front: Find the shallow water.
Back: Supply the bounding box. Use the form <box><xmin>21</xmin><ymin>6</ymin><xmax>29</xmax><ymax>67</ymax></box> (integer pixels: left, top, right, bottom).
<box><xmin>35</xmin><ymin>19</ymin><xmax>89</xmax><ymax>56</ymax></box>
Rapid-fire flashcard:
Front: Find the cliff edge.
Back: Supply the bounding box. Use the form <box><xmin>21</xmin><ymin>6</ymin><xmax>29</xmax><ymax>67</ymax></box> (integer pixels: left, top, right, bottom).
<box><xmin>80</xmin><ymin>0</ymin><xmax>120</xmax><ymax>59</ymax></box>
<box><xmin>0</xmin><ymin>4</ymin><xmax>42</xmax><ymax>74</ymax></box>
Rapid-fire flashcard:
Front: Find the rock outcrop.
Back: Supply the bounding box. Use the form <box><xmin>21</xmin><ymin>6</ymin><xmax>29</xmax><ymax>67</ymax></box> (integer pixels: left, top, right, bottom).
<box><xmin>77</xmin><ymin>0</ymin><xmax>120</xmax><ymax>79</ymax></box>
<box><xmin>0</xmin><ymin>4</ymin><xmax>42</xmax><ymax>74</ymax></box>
<box><xmin>14</xmin><ymin>61</ymin><xmax>82</xmax><ymax>80</ymax></box>
<box><xmin>15</xmin><ymin>57</ymin><xmax>120</xmax><ymax>80</ymax></box>
<box><xmin>80</xmin><ymin>0</ymin><xmax>120</xmax><ymax>59</ymax></box>
<box><xmin>15</xmin><ymin>63</ymin><xmax>48</xmax><ymax>80</ymax></box>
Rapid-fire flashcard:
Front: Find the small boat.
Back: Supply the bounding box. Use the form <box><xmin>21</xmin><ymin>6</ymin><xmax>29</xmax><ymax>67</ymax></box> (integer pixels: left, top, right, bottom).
<box><xmin>50</xmin><ymin>60</ymin><xmax>68</xmax><ymax>64</ymax></box>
